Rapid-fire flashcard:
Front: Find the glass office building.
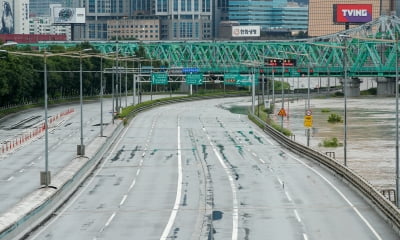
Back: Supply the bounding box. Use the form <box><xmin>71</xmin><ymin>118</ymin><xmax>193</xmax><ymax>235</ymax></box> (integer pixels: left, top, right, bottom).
<box><xmin>228</xmin><ymin>0</ymin><xmax>308</xmax><ymax>32</ymax></box>
<box><xmin>30</xmin><ymin>0</ymin><xmax>70</xmax><ymax>16</ymax></box>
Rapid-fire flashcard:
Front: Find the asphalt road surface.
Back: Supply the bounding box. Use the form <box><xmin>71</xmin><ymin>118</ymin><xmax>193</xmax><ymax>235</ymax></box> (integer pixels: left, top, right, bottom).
<box><xmin>0</xmin><ymin>95</ymin><xmax>166</xmax><ymax>215</ymax></box>
<box><xmin>23</xmin><ymin>97</ymin><xmax>398</xmax><ymax>240</ymax></box>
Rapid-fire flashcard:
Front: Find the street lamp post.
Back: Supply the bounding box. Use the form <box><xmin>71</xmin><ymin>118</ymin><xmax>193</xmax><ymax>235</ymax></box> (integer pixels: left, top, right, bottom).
<box><xmin>281</xmin><ymin>64</ymin><xmax>285</xmax><ymax>129</ymax></box>
<box><xmin>43</xmin><ymin>52</ymin><xmax>50</xmax><ymax>186</ymax></box>
<box><xmin>77</xmin><ymin>48</ymin><xmax>92</xmax><ymax>156</ymax></box>
<box><xmin>132</xmin><ymin>57</ymin><xmax>142</xmax><ymax>106</ymax></box>
<box><xmin>395</xmin><ymin>37</ymin><xmax>399</xmax><ymax>207</ymax></box>
<box><xmin>349</xmin><ymin>36</ymin><xmax>400</xmax><ymax>207</ymax></box>
<box><xmin>100</xmin><ymin>55</ymin><xmax>104</xmax><ymax>137</ymax></box>
<box><xmin>307</xmin><ymin>63</ymin><xmax>311</xmax><ymax>147</ymax></box>
<box><xmin>272</xmin><ymin>69</ymin><xmax>275</xmax><ymax>112</ymax></box>
<box><xmin>341</xmin><ymin>36</ymin><xmax>349</xmax><ymax>167</ymax></box>
<box><xmin>125</xmin><ymin>59</ymin><xmax>128</xmax><ymax>107</ymax></box>
<box><xmin>6</xmin><ymin>50</ymin><xmax>83</xmax><ymax>186</ymax></box>
<box><xmin>242</xmin><ymin>60</ymin><xmax>260</xmax><ymax>114</ymax></box>
<box><xmin>311</xmin><ymin>40</ymin><xmax>348</xmax><ymax>163</ymax></box>
<box><xmin>112</xmin><ymin>65</ymin><xmax>115</xmax><ymax>124</ymax></box>
<box><xmin>252</xmin><ymin>67</ymin><xmax>256</xmax><ymax>114</ymax></box>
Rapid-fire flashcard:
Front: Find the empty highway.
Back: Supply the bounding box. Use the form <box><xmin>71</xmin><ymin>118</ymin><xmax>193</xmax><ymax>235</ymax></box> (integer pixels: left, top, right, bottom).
<box><xmin>23</xmin><ymin>97</ymin><xmax>398</xmax><ymax>240</ymax></box>
<box><xmin>0</xmin><ymin>95</ymin><xmax>166</xmax><ymax>215</ymax></box>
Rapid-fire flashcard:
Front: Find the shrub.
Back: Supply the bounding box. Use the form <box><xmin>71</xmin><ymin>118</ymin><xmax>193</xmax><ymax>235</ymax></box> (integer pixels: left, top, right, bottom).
<box><xmin>334</xmin><ymin>91</ymin><xmax>344</xmax><ymax>97</ymax></box>
<box><xmin>328</xmin><ymin>113</ymin><xmax>343</xmax><ymax>123</ymax></box>
<box><xmin>319</xmin><ymin>137</ymin><xmax>343</xmax><ymax>147</ymax></box>
<box><xmin>360</xmin><ymin>88</ymin><xmax>377</xmax><ymax>95</ymax></box>
<box><xmin>321</xmin><ymin>108</ymin><xmax>330</xmax><ymax>113</ymax></box>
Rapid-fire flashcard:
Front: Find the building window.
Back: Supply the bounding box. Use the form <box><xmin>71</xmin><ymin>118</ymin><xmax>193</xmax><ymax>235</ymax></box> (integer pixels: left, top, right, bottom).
<box><xmin>195</xmin><ymin>22</ymin><xmax>199</xmax><ymax>38</ymax></box>
<box><xmin>89</xmin><ymin>24</ymin><xmax>96</xmax><ymax>39</ymax></box>
<box><xmin>173</xmin><ymin>22</ymin><xmax>177</xmax><ymax>38</ymax></box>
<box><xmin>181</xmin><ymin>0</ymin><xmax>186</xmax><ymax>11</ymax></box>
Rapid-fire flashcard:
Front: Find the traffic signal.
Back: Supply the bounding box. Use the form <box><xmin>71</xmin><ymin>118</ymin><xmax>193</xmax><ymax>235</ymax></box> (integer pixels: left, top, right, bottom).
<box><xmin>297</xmin><ymin>68</ymin><xmax>314</xmax><ymax>76</ymax></box>
<box><xmin>265</xmin><ymin>58</ymin><xmax>282</xmax><ymax>66</ymax></box>
<box><xmin>282</xmin><ymin>59</ymin><xmax>296</xmax><ymax>66</ymax></box>
<box><xmin>264</xmin><ymin>58</ymin><xmax>296</xmax><ymax>67</ymax></box>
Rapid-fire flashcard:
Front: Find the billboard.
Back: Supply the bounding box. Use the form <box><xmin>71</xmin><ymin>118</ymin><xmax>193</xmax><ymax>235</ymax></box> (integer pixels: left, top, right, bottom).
<box><xmin>0</xmin><ymin>0</ymin><xmax>14</xmax><ymax>34</ymax></box>
<box><xmin>232</xmin><ymin>26</ymin><xmax>260</xmax><ymax>37</ymax></box>
<box><xmin>333</xmin><ymin>4</ymin><xmax>372</xmax><ymax>23</ymax></box>
<box><xmin>53</xmin><ymin>7</ymin><xmax>85</xmax><ymax>24</ymax></box>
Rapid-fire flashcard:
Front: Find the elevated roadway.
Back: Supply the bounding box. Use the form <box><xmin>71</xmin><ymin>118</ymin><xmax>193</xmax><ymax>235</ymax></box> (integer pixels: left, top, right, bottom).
<box><xmin>0</xmin><ymin>95</ymin><xmax>168</xmax><ymax>216</ymax></box>
<box><xmin>22</xmin><ymin>97</ymin><xmax>399</xmax><ymax>240</ymax></box>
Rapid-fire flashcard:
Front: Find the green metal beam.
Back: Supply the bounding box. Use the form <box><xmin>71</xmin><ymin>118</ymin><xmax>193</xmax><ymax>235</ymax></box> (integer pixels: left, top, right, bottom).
<box><xmin>16</xmin><ymin>15</ymin><xmax>400</xmax><ymax>78</ymax></box>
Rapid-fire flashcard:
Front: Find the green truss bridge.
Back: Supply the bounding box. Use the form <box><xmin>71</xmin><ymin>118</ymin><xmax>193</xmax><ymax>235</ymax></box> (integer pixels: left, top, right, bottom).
<box><xmin>20</xmin><ymin>15</ymin><xmax>400</xmax><ymax>79</ymax></box>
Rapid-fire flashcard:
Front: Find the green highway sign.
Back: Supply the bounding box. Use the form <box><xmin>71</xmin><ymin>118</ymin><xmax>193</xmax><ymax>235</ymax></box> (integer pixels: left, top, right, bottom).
<box><xmin>151</xmin><ymin>73</ymin><xmax>168</xmax><ymax>85</ymax></box>
<box><xmin>186</xmin><ymin>73</ymin><xmax>203</xmax><ymax>85</ymax></box>
<box><xmin>224</xmin><ymin>73</ymin><xmax>240</xmax><ymax>85</ymax></box>
<box><xmin>237</xmin><ymin>75</ymin><xmax>252</xmax><ymax>86</ymax></box>
<box><xmin>237</xmin><ymin>74</ymin><xmax>259</xmax><ymax>87</ymax></box>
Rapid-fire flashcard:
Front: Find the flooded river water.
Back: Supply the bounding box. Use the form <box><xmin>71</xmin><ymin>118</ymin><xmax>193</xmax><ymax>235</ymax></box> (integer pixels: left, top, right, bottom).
<box><xmin>279</xmin><ymin>96</ymin><xmax>397</xmax><ymax>191</ymax></box>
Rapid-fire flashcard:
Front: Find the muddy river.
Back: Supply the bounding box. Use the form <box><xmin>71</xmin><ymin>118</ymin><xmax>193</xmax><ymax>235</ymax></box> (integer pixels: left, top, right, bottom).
<box><xmin>275</xmin><ymin>96</ymin><xmax>397</xmax><ymax>191</ymax></box>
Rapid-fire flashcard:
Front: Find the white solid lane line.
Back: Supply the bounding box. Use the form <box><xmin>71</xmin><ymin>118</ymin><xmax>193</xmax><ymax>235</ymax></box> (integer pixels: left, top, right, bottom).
<box><xmin>104</xmin><ymin>212</ymin><xmax>116</xmax><ymax>227</ymax></box>
<box><xmin>160</xmin><ymin>123</ymin><xmax>183</xmax><ymax>240</ymax></box>
<box><xmin>285</xmin><ymin>151</ymin><xmax>383</xmax><ymax>240</ymax></box>
<box><xmin>120</xmin><ymin>195</ymin><xmax>127</xmax><ymax>206</ymax></box>
<box><xmin>129</xmin><ymin>179</ymin><xmax>136</xmax><ymax>191</ymax></box>
<box><xmin>285</xmin><ymin>191</ymin><xmax>292</xmax><ymax>202</ymax></box>
<box><xmin>294</xmin><ymin>209</ymin><xmax>302</xmax><ymax>223</ymax></box>
<box><xmin>303</xmin><ymin>233</ymin><xmax>309</xmax><ymax>240</ymax></box>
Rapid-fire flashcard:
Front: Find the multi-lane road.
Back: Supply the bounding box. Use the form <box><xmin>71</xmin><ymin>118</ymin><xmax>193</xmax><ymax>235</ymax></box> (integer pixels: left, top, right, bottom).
<box><xmin>0</xmin><ymin>95</ymin><xmax>159</xmax><ymax>215</ymax></box>
<box><xmin>3</xmin><ymin>96</ymin><xmax>392</xmax><ymax>240</ymax></box>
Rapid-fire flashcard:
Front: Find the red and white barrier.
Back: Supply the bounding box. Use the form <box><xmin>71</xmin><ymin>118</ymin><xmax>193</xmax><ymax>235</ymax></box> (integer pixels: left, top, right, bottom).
<box><xmin>0</xmin><ymin>108</ymin><xmax>75</xmax><ymax>155</ymax></box>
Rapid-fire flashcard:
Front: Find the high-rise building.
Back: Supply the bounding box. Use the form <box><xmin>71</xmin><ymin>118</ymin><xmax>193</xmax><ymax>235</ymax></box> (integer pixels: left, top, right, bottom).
<box><xmin>79</xmin><ymin>0</ymin><xmax>130</xmax><ymax>40</ymax></box>
<box><xmin>107</xmin><ymin>18</ymin><xmax>160</xmax><ymax>40</ymax></box>
<box><xmin>18</xmin><ymin>0</ymin><xmax>30</xmax><ymax>34</ymax></box>
<box><xmin>308</xmin><ymin>0</ymin><xmax>395</xmax><ymax>37</ymax></box>
<box><xmin>227</xmin><ymin>0</ymin><xmax>308</xmax><ymax>34</ymax></box>
<box><xmin>30</xmin><ymin>0</ymin><xmax>70</xmax><ymax>16</ymax></box>
<box><xmin>29</xmin><ymin>16</ymin><xmax>71</xmax><ymax>39</ymax></box>
<box><xmin>75</xmin><ymin>0</ymin><xmax>212</xmax><ymax>40</ymax></box>
<box><xmin>3</xmin><ymin>0</ymin><xmax>30</xmax><ymax>34</ymax></box>
<box><xmin>155</xmin><ymin>0</ymin><xmax>213</xmax><ymax>40</ymax></box>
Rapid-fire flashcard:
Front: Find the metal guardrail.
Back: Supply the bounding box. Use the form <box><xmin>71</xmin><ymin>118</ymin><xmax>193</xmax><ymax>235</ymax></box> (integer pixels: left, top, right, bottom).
<box><xmin>249</xmin><ymin>113</ymin><xmax>400</xmax><ymax>233</ymax></box>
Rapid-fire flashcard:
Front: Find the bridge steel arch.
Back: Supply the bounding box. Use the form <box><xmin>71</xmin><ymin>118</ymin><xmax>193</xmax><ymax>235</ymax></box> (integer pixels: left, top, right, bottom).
<box><xmin>19</xmin><ymin>15</ymin><xmax>400</xmax><ymax>78</ymax></box>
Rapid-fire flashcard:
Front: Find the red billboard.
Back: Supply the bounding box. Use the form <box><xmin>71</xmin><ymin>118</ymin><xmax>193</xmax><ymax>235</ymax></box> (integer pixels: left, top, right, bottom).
<box><xmin>333</xmin><ymin>4</ymin><xmax>372</xmax><ymax>23</ymax></box>
<box><xmin>0</xmin><ymin>34</ymin><xmax>67</xmax><ymax>43</ymax></box>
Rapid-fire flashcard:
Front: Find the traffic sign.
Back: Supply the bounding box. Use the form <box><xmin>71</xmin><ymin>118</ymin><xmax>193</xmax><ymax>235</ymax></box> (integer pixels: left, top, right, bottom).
<box><xmin>278</xmin><ymin>108</ymin><xmax>287</xmax><ymax>117</ymax></box>
<box><xmin>236</xmin><ymin>74</ymin><xmax>259</xmax><ymax>86</ymax></box>
<box><xmin>182</xmin><ymin>67</ymin><xmax>200</xmax><ymax>73</ymax></box>
<box><xmin>151</xmin><ymin>73</ymin><xmax>168</xmax><ymax>85</ymax></box>
<box><xmin>224</xmin><ymin>73</ymin><xmax>240</xmax><ymax>85</ymax></box>
<box><xmin>306</xmin><ymin>109</ymin><xmax>312</xmax><ymax>116</ymax></box>
<box><xmin>142</xmin><ymin>66</ymin><xmax>153</xmax><ymax>73</ymax></box>
<box><xmin>304</xmin><ymin>115</ymin><xmax>313</xmax><ymax>128</ymax></box>
<box><xmin>237</xmin><ymin>75</ymin><xmax>252</xmax><ymax>86</ymax></box>
<box><xmin>186</xmin><ymin>73</ymin><xmax>203</xmax><ymax>85</ymax></box>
